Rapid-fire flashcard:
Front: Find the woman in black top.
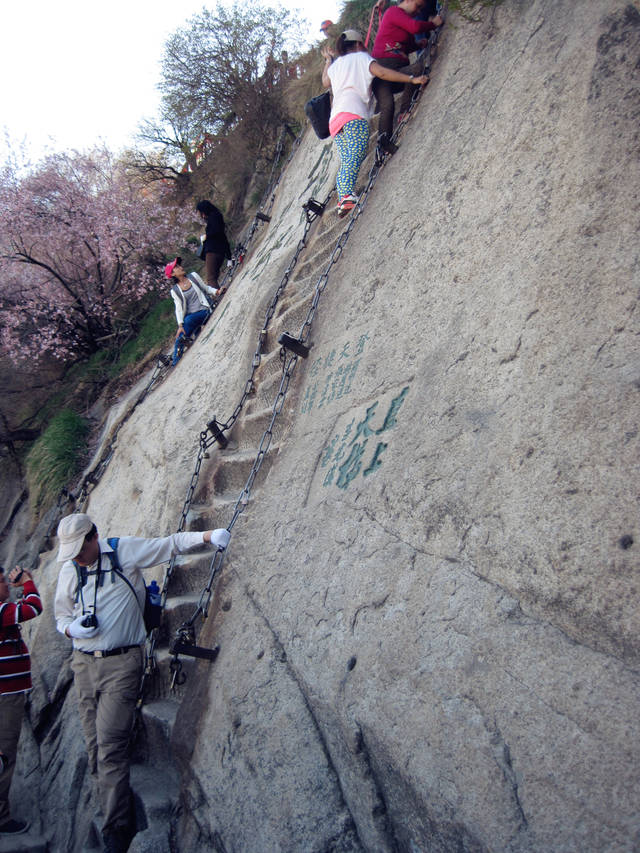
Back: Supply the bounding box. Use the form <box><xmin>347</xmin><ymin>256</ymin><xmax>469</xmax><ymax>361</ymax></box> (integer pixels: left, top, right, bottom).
<box><xmin>196</xmin><ymin>200</ymin><xmax>231</xmax><ymax>291</ymax></box>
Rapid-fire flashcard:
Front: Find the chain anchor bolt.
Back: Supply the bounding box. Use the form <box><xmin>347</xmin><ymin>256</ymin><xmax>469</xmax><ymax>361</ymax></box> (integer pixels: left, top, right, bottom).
<box><xmin>207</xmin><ymin>419</ymin><xmax>229</xmax><ymax>449</ymax></box>
<box><xmin>278</xmin><ymin>333</ymin><xmax>311</xmax><ymax>359</ymax></box>
<box><xmin>303</xmin><ymin>198</ymin><xmax>326</xmax><ymax>222</ymax></box>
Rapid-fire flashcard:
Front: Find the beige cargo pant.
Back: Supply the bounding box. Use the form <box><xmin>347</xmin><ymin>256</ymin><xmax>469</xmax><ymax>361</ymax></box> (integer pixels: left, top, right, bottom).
<box><xmin>0</xmin><ymin>692</ymin><xmax>25</xmax><ymax>824</ymax></box>
<box><xmin>71</xmin><ymin>647</ymin><xmax>142</xmax><ymax>834</ymax></box>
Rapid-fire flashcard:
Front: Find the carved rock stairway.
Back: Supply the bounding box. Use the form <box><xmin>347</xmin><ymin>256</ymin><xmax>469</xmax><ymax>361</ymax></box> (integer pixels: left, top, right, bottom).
<box><xmin>123</xmin><ymin>195</ymin><xmax>361</xmax><ymax>852</ymax></box>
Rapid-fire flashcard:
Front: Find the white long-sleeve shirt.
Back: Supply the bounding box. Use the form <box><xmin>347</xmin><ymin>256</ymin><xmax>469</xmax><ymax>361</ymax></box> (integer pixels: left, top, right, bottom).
<box><xmin>54</xmin><ymin>531</ymin><xmax>208</xmax><ymax>652</ymax></box>
<box><xmin>170</xmin><ymin>272</ymin><xmax>218</xmax><ymax>326</ymax></box>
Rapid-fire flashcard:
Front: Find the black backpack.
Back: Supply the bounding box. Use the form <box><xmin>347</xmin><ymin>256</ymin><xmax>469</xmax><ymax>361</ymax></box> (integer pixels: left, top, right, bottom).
<box><xmin>305</xmin><ymin>91</ymin><xmax>331</xmax><ymax>139</ymax></box>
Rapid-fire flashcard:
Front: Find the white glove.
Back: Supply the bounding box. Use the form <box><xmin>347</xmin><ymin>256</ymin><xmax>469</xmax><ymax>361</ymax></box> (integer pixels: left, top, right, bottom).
<box><xmin>67</xmin><ymin>616</ymin><xmax>99</xmax><ymax>639</ymax></box>
<box><xmin>210</xmin><ymin>528</ymin><xmax>231</xmax><ymax>550</ymax></box>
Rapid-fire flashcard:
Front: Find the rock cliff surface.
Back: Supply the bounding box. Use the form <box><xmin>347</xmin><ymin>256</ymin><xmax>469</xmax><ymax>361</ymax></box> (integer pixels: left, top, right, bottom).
<box><xmin>3</xmin><ymin>1</ymin><xmax>639</xmax><ymax>851</ymax></box>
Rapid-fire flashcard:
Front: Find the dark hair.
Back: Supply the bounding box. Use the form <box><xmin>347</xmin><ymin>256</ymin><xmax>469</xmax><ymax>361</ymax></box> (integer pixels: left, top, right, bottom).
<box><xmin>335</xmin><ymin>34</ymin><xmax>361</xmax><ymax>56</ymax></box>
<box><xmin>170</xmin><ymin>257</ymin><xmax>182</xmax><ymax>284</ymax></box>
<box><xmin>196</xmin><ymin>200</ymin><xmax>216</xmax><ymax>217</ymax></box>
<box><xmin>84</xmin><ymin>524</ymin><xmax>98</xmax><ymax>543</ymax></box>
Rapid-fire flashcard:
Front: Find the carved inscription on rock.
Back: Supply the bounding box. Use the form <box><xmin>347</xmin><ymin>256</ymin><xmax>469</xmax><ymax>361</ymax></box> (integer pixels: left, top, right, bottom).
<box><xmin>300</xmin><ymin>334</ymin><xmax>370</xmax><ymax>415</ymax></box>
<box><xmin>308</xmin><ymin>384</ymin><xmax>410</xmax><ymax>497</ymax></box>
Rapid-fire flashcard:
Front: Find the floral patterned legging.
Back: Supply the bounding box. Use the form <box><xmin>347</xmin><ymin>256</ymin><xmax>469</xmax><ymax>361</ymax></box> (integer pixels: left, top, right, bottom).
<box><xmin>333</xmin><ymin>119</ymin><xmax>370</xmax><ymax>199</ymax></box>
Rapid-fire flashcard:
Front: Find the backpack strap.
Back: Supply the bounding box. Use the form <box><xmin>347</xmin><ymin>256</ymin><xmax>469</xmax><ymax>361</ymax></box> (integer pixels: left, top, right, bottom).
<box><xmin>105</xmin><ymin>538</ymin><xmax>145</xmax><ymax>620</ymax></box>
<box><xmin>73</xmin><ymin>563</ymin><xmax>88</xmax><ymax>603</ymax></box>
<box><xmin>105</xmin><ymin>537</ymin><xmax>120</xmax><ymax>570</ymax></box>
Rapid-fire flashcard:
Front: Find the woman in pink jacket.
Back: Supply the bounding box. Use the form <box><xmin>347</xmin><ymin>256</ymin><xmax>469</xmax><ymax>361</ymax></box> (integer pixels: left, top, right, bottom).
<box><xmin>371</xmin><ymin>0</ymin><xmax>443</xmax><ymax>140</ymax></box>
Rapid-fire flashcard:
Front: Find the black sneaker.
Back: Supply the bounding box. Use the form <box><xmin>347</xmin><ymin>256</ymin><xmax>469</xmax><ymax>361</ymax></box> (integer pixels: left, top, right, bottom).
<box><xmin>0</xmin><ymin>818</ymin><xmax>29</xmax><ymax>835</ymax></box>
<box><xmin>377</xmin><ymin>133</ymin><xmax>398</xmax><ymax>155</ymax></box>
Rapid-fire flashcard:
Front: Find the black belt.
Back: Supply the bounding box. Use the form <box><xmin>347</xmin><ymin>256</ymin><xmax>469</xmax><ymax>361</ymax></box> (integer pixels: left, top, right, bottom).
<box><xmin>80</xmin><ymin>644</ymin><xmax>139</xmax><ymax>658</ymax></box>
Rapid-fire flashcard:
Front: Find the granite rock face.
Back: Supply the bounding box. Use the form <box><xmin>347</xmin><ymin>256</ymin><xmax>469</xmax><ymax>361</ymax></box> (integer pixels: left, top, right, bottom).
<box><xmin>7</xmin><ymin>1</ymin><xmax>640</xmax><ymax>851</ymax></box>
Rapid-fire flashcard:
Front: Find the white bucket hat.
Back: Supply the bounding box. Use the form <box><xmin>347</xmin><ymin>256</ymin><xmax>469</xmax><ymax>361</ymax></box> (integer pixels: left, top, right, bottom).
<box><xmin>56</xmin><ymin>513</ymin><xmax>94</xmax><ymax>562</ymax></box>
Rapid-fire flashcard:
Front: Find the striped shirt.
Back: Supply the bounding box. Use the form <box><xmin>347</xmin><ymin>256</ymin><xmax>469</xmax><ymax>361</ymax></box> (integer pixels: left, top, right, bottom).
<box><xmin>0</xmin><ymin>579</ymin><xmax>43</xmax><ymax>695</ymax></box>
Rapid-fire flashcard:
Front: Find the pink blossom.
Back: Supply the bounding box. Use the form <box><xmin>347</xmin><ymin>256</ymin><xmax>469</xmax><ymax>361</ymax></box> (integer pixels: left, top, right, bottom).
<box><xmin>0</xmin><ymin>148</ymin><xmax>194</xmax><ymax>363</ymax></box>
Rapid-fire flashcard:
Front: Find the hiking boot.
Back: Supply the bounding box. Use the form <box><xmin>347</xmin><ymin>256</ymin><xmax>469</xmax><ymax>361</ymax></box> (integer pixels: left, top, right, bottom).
<box><xmin>337</xmin><ymin>194</ymin><xmax>358</xmax><ymax>217</ymax></box>
<box><xmin>377</xmin><ymin>133</ymin><xmax>398</xmax><ymax>155</ymax></box>
<box><xmin>0</xmin><ymin>818</ymin><xmax>30</xmax><ymax>835</ymax></box>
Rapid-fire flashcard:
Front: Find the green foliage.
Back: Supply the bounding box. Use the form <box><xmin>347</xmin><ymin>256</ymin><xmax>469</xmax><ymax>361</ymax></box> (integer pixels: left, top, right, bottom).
<box><xmin>26</xmin><ymin>409</ymin><xmax>89</xmax><ymax>517</ymax></box>
<box><xmin>337</xmin><ymin>0</ymin><xmax>376</xmax><ymax>34</ymax></box>
<box><xmin>111</xmin><ymin>299</ymin><xmax>176</xmax><ymax>371</ymax></box>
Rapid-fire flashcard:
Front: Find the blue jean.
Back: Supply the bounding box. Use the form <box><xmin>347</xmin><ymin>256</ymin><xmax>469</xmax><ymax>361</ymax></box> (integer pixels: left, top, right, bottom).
<box><xmin>172</xmin><ymin>309</ymin><xmax>209</xmax><ymax>365</ymax></box>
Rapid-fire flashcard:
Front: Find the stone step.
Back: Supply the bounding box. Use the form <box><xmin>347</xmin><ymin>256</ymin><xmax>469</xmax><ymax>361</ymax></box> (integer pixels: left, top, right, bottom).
<box><xmin>156</xmin><ymin>594</ymin><xmax>202</xmax><ymax>644</ymax></box>
<box><xmin>312</xmin><ymin>204</ymin><xmax>344</xmax><ymax>238</ymax></box>
<box><xmin>243</xmin><ymin>370</ymin><xmax>292</xmax><ymax>414</ymax></box>
<box><xmin>155</xmin><ymin>553</ymin><xmax>217</xmax><ymax>596</ymax></box>
<box><xmin>131</xmin><ymin>762</ymin><xmax>179</xmax><ymax>817</ymax></box>
<box><xmin>278</xmin><ymin>270</ymin><xmax>323</xmax><ymax>305</ymax></box>
<box><xmin>128</xmin><ymin>763</ymin><xmax>178</xmax><ymax>852</ymax></box>
<box><xmin>211</xmin><ymin>448</ymin><xmax>277</xmax><ymax>495</ymax></box>
<box><xmin>183</xmin><ymin>501</ymin><xmax>240</xmax><ymax>537</ymax></box>
<box><xmin>84</xmin><ymin>820</ymin><xmax>105</xmax><ymax>851</ymax></box>
<box><xmin>233</xmin><ymin>407</ymin><xmax>286</xmax><ymax>450</ymax></box>
<box><xmin>144</xmin><ymin>648</ymin><xmax>196</xmax><ymax>702</ymax></box>
<box><xmin>262</xmin><ymin>313</ymin><xmax>319</xmax><ymax>364</ymax></box>
<box><xmin>182</xmin><ymin>500</ymin><xmax>232</xmax><ymax>533</ymax></box>
<box><xmin>128</xmin><ymin>825</ymin><xmax>173</xmax><ymax>853</ymax></box>
<box><xmin>137</xmin><ymin>698</ymin><xmax>180</xmax><ymax>768</ymax></box>
<box><xmin>288</xmin><ymin>235</ymin><xmax>345</xmax><ymax>285</ymax></box>
<box><xmin>299</xmin><ymin>211</ymin><xmax>347</xmax><ymax>259</ymax></box>
<box><xmin>253</xmin><ymin>347</ymin><xmax>287</xmax><ymax>382</ymax></box>
<box><xmin>0</xmin><ymin>832</ymin><xmax>48</xmax><ymax>853</ymax></box>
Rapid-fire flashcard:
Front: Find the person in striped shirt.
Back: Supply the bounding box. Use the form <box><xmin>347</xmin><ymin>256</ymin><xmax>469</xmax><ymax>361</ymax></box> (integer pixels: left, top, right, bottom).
<box><xmin>0</xmin><ymin>565</ymin><xmax>43</xmax><ymax>837</ymax></box>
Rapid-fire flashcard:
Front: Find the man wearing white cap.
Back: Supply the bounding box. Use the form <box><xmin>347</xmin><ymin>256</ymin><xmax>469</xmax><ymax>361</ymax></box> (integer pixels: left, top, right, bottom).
<box><xmin>54</xmin><ymin>513</ymin><xmax>230</xmax><ymax>853</ymax></box>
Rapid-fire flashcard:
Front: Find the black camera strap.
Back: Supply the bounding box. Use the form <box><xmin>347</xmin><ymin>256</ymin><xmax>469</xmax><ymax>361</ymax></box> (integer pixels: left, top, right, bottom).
<box><xmin>72</xmin><ymin>539</ymin><xmax>148</xmax><ymax>631</ymax></box>
<box><xmin>73</xmin><ymin>548</ymin><xmax>117</xmax><ymax>618</ymax></box>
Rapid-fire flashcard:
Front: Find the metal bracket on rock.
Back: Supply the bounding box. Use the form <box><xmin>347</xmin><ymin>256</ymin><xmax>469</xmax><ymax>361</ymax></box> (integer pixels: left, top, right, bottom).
<box><xmin>171</xmin><ymin>640</ymin><xmax>220</xmax><ymax>662</ymax></box>
<box><xmin>303</xmin><ymin>197</ymin><xmax>327</xmax><ymax>223</ymax></box>
<box><xmin>278</xmin><ymin>333</ymin><xmax>311</xmax><ymax>359</ymax></box>
<box><xmin>169</xmin><ymin>624</ymin><xmax>220</xmax><ymax>691</ymax></box>
<box><xmin>207</xmin><ymin>419</ymin><xmax>229</xmax><ymax>449</ymax></box>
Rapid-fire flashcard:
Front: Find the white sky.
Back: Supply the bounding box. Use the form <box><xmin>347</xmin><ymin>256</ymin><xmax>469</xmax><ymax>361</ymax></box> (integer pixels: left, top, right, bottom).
<box><xmin>0</xmin><ymin>0</ymin><xmax>341</xmax><ymax>164</ymax></box>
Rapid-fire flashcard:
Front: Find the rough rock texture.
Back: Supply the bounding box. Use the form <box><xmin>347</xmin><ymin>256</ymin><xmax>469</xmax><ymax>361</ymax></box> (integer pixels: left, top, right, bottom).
<box><xmin>5</xmin><ymin>1</ymin><xmax>640</xmax><ymax>851</ymax></box>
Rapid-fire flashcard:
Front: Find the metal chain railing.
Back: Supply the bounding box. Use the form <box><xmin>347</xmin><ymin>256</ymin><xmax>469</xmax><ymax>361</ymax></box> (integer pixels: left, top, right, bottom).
<box><xmin>128</xmin><ymin>15</ymin><xmax>448</xmax><ymax>708</ymax></box>
<box><xmin>140</xmin><ymin>193</ymin><xmax>333</xmax><ymax>698</ymax></box>
<box><xmin>161</xmin><ymin>34</ymin><xmax>450</xmax><ymax>686</ymax></box>
<box><xmin>203</xmin><ymin>192</ymin><xmax>332</xmax><ymax>443</ymax></box>
<box><xmin>134</xmin><ymin>184</ymin><xmax>331</xmax><ymax>700</ymax></box>
<box><xmin>57</xmin><ymin>123</ymin><xmax>304</xmax><ymax>520</ymax></box>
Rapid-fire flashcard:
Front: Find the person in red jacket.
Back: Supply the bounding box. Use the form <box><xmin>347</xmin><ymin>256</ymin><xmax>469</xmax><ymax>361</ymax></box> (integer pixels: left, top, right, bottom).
<box><xmin>0</xmin><ymin>566</ymin><xmax>43</xmax><ymax>837</ymax></box>
<box><xmin>371</xmin><ymin>0</ymin><xmax>443</xmax><ymax>145</ymax></box>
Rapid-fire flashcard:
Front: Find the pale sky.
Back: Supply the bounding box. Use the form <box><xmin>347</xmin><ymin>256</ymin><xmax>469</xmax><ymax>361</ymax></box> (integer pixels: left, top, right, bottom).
<box><xmin>0</xmin><ymin>0</ymin><xmax>341</xmax><ymax>164</ymax></box>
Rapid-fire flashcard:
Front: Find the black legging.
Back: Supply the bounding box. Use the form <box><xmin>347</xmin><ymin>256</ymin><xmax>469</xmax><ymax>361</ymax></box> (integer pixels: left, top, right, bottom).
<box><xmin>205</xmin><ymin>251</ymin><xmax>225</xmax><ymax>287</ymax></box>
<box><xmin>373</xmin><ymin>56</ymin><xmax>426</xmax><ymax>137</ymax></box>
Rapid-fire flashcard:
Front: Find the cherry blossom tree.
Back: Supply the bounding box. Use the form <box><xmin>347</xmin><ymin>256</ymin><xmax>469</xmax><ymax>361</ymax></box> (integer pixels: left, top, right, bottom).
<box><xmin>0</xmin><ymin>148</ymin><xmax>193</xmax><ymax>363</ymax></box>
